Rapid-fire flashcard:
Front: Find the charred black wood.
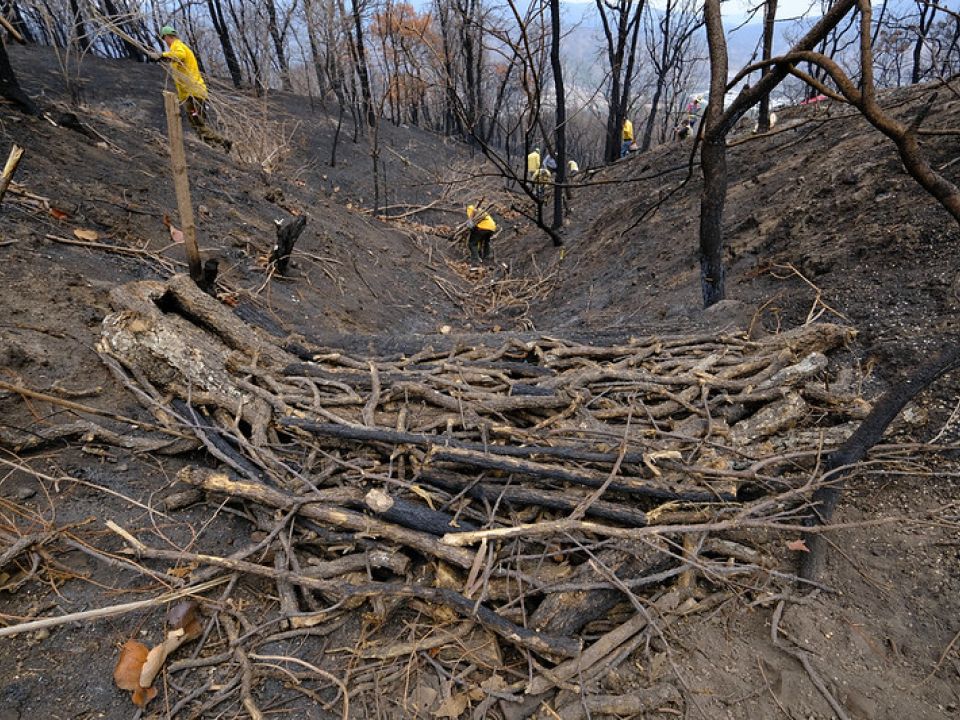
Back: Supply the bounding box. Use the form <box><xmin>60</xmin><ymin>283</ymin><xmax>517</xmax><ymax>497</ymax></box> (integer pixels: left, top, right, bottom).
<box><xmin>430</xmin><ymin>447</ymin><xmax>734</xmax><ymax>503</ymax></box>
<box><xmin>531</xmin><ymin>550</ymin><xmax>674</xmax><ymax>636</ymax></box>
<box><xmin>172</xmin><ymin>399</ymin><xmax>265</xmax><ymax>482</ymax></box>
<box><xmin>269</xmin><ymin>215</ymin><xmax>307</xmax><ymax>274</ymax></box>
<box><xmin>418</xmin><ymin>469</ymin><xmax>648</xmax><ymax>526</ymax></box>
<box><xmin>197</xmin><ymin>258</ymin><xmax>219</xmax><ymax>296</ymax></box>
<box><xmin>0</xmin><ymin>41</ymin><xmax>37</xmax><ymax>116</ymax></box>
<box><xmin>800</xmin><ymin>343</ymin><xmax>960</xmax><ymax>580</ymax></box>
<box><xmin>280</xmin><ymin>419</ymin><xmax>652</xmax><ymax>466</ymax></box>
<box><xmin>361</xmin><ymin>492</ymin><xmax>477</xmax><ymax>535</ymax></box>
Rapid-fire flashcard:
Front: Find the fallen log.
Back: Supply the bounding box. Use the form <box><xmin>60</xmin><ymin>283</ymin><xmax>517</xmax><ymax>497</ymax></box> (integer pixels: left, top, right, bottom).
<box><xmin>362</xmin><ymin>488</ymin><xmax>477</xmax><ymax>535</ymax></box>
<box><xmin>529</xmin><ymin>548</ymin><xmax>672</xmax><ymax>636</ymax></box>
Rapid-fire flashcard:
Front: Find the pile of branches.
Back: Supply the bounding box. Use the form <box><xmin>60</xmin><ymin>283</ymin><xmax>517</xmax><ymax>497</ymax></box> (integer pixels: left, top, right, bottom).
<box><xmin>14</xmin><ymin>273</ymin><xmax>890</xmax><ymax>716</ymax></box>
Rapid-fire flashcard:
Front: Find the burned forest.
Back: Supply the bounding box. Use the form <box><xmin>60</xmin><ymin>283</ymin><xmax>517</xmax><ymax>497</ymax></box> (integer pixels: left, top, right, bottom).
<box><xmin>1</xmin><ymin>1</ymin><xmax>960</xmax><ymax>719</ymax></box>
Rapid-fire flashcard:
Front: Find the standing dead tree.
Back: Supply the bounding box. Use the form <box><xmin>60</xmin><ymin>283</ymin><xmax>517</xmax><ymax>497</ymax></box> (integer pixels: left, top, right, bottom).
<box><xmin>595</xmin><ymin>0</ymin><xmax>646</xmax><ymax>163</ymax></box>
<box><xmin>698</xmin><ymin>0</ymin><xmax>860</xmax><ymax>308</ymax></box>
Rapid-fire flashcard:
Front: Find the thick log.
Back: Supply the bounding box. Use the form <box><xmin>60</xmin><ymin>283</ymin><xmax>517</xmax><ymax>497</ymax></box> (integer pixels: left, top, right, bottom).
<box><xmin>163</xmin><ymin>91</ymin><xmax>202</xmax><ymax>282</ymax></box>
<box><xmin>0</xmin><ymin>144</ymin><xmax>23</xmax><ymax>205</ymax></box>
<box><xmin>177</xmin><ymin>467</ymin><xmax>477</xmax><ymax>569</ymax></box>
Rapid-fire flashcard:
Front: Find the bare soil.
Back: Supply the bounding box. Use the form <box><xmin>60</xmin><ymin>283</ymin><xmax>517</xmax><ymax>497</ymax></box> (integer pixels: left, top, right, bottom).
<box><xmin>1</xmin><ymin>46</ymin><xmax>959</xmax><ymax>719</ymax></box>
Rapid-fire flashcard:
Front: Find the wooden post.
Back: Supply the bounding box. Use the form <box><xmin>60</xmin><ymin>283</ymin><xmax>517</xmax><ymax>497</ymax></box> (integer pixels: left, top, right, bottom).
<box><xmin>162</xmin><ymin>91</ymin><xmax>202</xmax><ymax>282</ymax></box>
<box><xmin>0</xmin><ymin>144</ymin><xmax>24</xmax><ymax>205</ymax></box>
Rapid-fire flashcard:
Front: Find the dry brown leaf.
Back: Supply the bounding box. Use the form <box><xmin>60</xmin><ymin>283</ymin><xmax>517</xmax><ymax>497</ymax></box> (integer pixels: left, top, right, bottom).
<box><xmin>165</xmin><ymin>564</ymin><xmax>196</xmax><ymax>579</ymax></box>
<box><xmin>73</xmin><ymin>228</ymin><xmax>99</xmax><ymax>241</ymax></box>
<box><xmin>140</xmin><ymin>627</ymin><xmax>191</xmax><ymax>687</ymax></box>
<box><xmin>407</xmin><ymin>685</ymin><xmax>438</xmax><ymax>715</ymax></box>
<box><xmin>114</xmin><ymin>640</ymin><xmax>149</xmax><ymax>690</ymax></box>
<box><xmin>786</xmin><ymin>539</ymin><xmax>810</xmax><ymax>553</ymax></box>
<box><xmin>131</xmin><ymin>685</ymin><xmax>158</xmax><ymax>708</ymax></box>
<box><xmin>433</xmin><ymin>692</ymin><xmax>470</xmax><ymax>718</ymax></box>
<box><xmin>49</xmin><ymin>207</ymin><xmax>70</xmax><ymax>221</ymax></box>
<box><xmin>168</xmin><ymin>225</ymin><xmax>184</xmax><ymax>244</ymax></box>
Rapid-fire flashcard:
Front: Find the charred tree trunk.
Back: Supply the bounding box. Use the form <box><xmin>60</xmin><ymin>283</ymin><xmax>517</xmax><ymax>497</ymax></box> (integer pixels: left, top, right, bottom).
<box><xmin>0</xmin><ymin>40</ymin><xmax>38</xmax><ymax>115</ymax></box>
<box><xmin>351</xmin><ymin>0</ymin><xmax>375</xmax><ymax>126</ymax></box>
<box><xmin>550</xmin><ymin>0</ymin><xmax>566</xmax><ymax>234</ymax></box>
<box><xmin>699</xmin><ymin>0</ymin><xmax>728</xmax><ymax>307</ymax></box>
<box><xmin>269</xmin><ymin>216</ymin><xmax>308</xmax><ymax>275</ymax></box>
<box><xmin>265</xmin><ymin>0</ymin><xmax>291</xmax><ymax>89</ymax></box>
<box><xmin>207</xmin><ymin>0</ymin><xmax>243</xmax><ymax>88</ymax></box>
<box><xmin>757</xmin><ymin>0</ymin><xmax>778</xmax><ymax>133</ymax></box>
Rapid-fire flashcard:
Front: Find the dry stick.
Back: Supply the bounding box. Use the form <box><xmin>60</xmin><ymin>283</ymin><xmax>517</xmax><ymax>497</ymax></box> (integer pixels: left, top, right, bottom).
<box><xmin>428</xmin><ymin>447</ymin><xmax>726</xmax><ymax>503</ymax></box>
<box><xmin>162</xmin><ymin>91</ymin><xmax>202</xmax><ymax>282</ymax></box>
<box><xmin>771</xmin><ymin>600</ymin><xmax>851</xmax><ymax>720</ymax></box>
<box><xmin>177</xmin><ymin>468</ymin><xmax>476</xmax><ymax>568</ymax></box>
<box><xmin>222</xmin><ymin>615</ymin><xmax>265</xmax><ymax>720</ymax></box>
<box><xmin>0</xmin><ymin>144</ymin><xmax>24</xmax><ymax>205</ymax></box>
<box><xmin>106</xmin><ymin>521</ymin><xmax>579</xmax><ymax>658</ymax></box>
<box><xmin>0</xmin><ymin>378</ymin><xmax>188</xmax><ymax>437</ymax></box>
<box><xmin>280</xmin><ymin>419</ymin><xmax>652</xmax><ymax>465</ymax></box>
<box><xmin>249</xmin><ymin>654</ymin><xmax>349</xmax><ymax>720</ymax></box>
<box><xmin>0</xmin><ymin>15</ymin><xmax>25</xmax><ymax>44</ymax></box>
<box><xmin>0</xmin><ymin>576</ymin><xmax>229</xmax><ymax>638</ymax></box>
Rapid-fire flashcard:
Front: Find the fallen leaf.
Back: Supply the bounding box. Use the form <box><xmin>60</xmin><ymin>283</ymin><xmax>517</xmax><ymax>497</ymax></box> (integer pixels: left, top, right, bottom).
<box><xmin>114</xmin><ymin>640</ymin><xmax>149</xmax><ymax>690</ymax></box>
<box><xmin>407</xmin><ymin>684</ymin><xmax>438</xmax><ymax>714</ymax></box>
<box><xmin>140</xmin><ymin>627</ymin><xmax>192</xmax><ymax>687</ymax></box>
<box><xmin>168</xmin><ymin>224</ymin><xmax>184</xmax><ymax>244</ymax></box>
<box><xmin>433</xmin><ymin>692</ymin><xmax>470</xmax><ymax>718</ymax></box>
<box><xmin>786</xmin><ymin>539</ymin><xmax>810</xmax><ymax>553</ymax></box>
<box><xmin>73</xmin><ymin>228</ymin><xmax>99</xmax><ymax>241</ymax></box>
<box><xmin>165</xmin><ymin>564</ymin><xmax>196</xmax><ymax>579</ymax></box>
<box><xmin>131</xmin><ymin>685</ymin><xmax>158</xmax><ymax>708</ymax></box>
<box><xmin>49</xmin><ymin>207</ymin><xmax>70</xmax><ymax>221</ymax></box>
<box><xmin>480</xmin><ymin>675</ymin><xmax>507</xmax><ymax>692</ymax></box>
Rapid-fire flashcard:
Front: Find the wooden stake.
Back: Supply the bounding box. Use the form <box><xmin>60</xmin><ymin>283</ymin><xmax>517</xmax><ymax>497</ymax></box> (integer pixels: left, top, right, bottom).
<box><xmin>0</xmin><ymin>144</ymin><xmax>24</xmax><ymax>205</ymax></box>
<box><xmin>162</xmin><ymin>91</ymin><xmax>202</xmax><ymax>282</ymax></box>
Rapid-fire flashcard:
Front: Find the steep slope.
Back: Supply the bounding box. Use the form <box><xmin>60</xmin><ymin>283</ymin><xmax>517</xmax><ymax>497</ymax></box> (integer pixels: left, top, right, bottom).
<box><xmin>2</xmin><ymin>46</ymin><xmax>960</xmax><ymax>720</ymax></box>
<box><xmin>509</xmin><ymin>84</ymin><xmax>959</xmax><ymax>373</ymax></box>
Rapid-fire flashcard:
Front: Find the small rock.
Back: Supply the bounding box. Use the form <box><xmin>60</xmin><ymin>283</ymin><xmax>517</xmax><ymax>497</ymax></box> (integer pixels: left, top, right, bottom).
<box><xmin>14</xmin><ymin>486</ymin><xmax>36</xmax><ymax>501</ymax></box>
<box><xmin>33</xmin><ymin>628</ymin><xmax>49</xmax><ymax>641</ymax></box>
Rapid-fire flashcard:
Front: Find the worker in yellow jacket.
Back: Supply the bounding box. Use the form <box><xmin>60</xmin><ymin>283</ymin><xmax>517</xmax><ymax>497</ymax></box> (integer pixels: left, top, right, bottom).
<box><xmin>620</xmin><ymin>118</ymin><xmax>634</xmax><ymax>158</ymax></box>
<box><xmin>526</xmin><ymin>148</ymin><xmax>541</xmax><ymax>181</ymax></box>
<box><xmin>156</xmin><ymin>26</ymin><xmax>231</xmax><ymax>152</ymax></box>
<box><xmin>466</xmin><ymin>204</ymin><xmax>497</xmax><ymax>265</ymax></box>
